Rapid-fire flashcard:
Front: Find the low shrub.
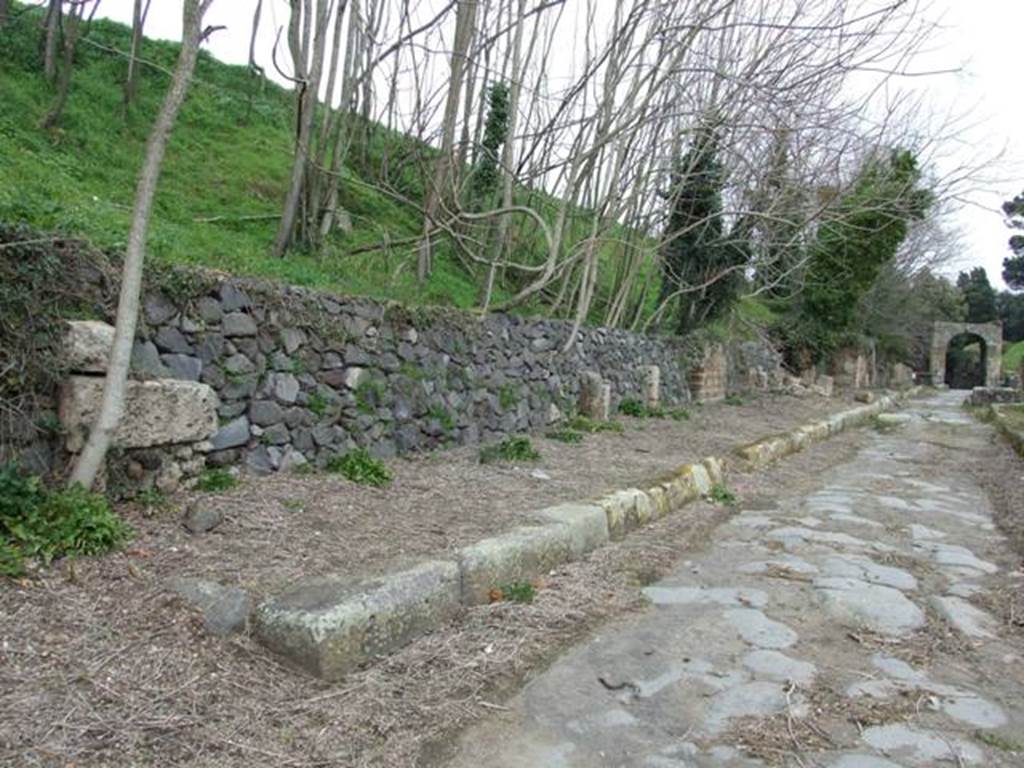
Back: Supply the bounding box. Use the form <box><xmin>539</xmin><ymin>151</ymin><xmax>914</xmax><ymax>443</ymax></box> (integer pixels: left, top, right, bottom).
<box><xmin>325</xmin><ymin>449</ymin><xmax>393</xmax><ymax>487</ymax></box>
<box><xmin>0</xmin><ymin>463</ymin><xmax>131</xmax><ymax>577</ymax></box>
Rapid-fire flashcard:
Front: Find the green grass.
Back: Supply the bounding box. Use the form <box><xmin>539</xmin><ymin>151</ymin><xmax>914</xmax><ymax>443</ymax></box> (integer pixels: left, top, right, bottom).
<box><xmin>0</xmin><ymin>6</ymin><xmax>493</xmax><ymax>308</ymax></box>
<box><xmin>1002</xmin><ymin>340</ymin><xmax>1024</xmax><ymax>372</ymax></box>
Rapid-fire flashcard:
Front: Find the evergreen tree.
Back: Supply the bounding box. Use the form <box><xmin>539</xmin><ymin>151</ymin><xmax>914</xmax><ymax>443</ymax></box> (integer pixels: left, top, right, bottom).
<box><xmin>1002</xmin><ymin>190</ymin><xmax>1024</xmax><ymax>289</ymax></box>
<box><xmin>788</xmin><ymin>148</ymin><xmax>932</xmax><ymax>360</ymax></box>
<box><xmin>469</xmin><ymin>83</ymin><xmax>510</xmax><ymax>206</ymax></box>
<box><xmin>957</xmin><ymin>267</ymin><xmax>998</xmax><ymax>323</ymax></box>
<box><xmin>659</xmin><ymin>126</ymin><xmax>747</xmax><ymax>334</ymax></box>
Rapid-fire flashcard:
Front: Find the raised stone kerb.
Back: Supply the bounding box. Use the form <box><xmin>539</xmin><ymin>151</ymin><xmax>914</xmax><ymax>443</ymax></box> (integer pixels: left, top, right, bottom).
<box><xmin>59</xmin><ymin>376</ymin><xmax>218</xmax><ymax>452</ymax></box>
<box><xmin>458</xmin><ymin>525</ymin><xmax>576</xmax><ymax>605</ymax></box>
<box><xmin>253</xmin><ymin>560</ymin><xmax>461</xmax><ymax>680</ymax></box>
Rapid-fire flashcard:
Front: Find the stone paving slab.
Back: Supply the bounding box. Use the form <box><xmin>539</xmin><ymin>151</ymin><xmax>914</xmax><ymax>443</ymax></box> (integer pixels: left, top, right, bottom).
<box><xmin>443</xmin><ymin>392</ymin><xmax>1024</xmax><ymax>767</ymax></box>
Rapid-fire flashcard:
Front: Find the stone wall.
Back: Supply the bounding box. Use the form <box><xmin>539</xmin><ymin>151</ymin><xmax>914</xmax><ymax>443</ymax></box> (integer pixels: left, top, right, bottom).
<box><xmin>131</xmin><ymin>279</ymin><xmax>708</xmax><ymax>474</ymax></box>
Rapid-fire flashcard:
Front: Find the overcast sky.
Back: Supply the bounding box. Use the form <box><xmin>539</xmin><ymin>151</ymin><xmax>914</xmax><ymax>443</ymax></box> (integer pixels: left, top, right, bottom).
<box><xmin>93</xmin><ymin>0</ymin><xmax>1024</xmax><ymax>289</ymax></box>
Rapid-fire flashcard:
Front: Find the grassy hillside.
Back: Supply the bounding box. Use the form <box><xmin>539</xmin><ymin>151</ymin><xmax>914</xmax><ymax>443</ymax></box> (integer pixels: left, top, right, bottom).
<box><xmin>0</xmin><ymin>5</ymin><xmax>493</xmax><ymax>308</ymax></box>
<box><xmin>1003</xmin><ymin>340</ymin><xmax>1024</xmax><ymax>372</ymax></box>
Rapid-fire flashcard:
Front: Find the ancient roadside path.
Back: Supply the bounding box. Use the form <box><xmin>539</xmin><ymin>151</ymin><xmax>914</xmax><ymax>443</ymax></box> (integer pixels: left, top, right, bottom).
<box><xmin>443</xmin><ymin>392</ymin><xmax>1024</xmax><ymax>767</ymax></box>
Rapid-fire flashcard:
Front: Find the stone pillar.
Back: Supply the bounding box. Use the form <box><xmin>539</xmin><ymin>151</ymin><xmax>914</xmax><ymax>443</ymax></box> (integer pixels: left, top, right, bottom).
<box><xmin>579</xmin><ymin>372</ymin><xmax>610</xmax><ymax>421</ymax></box>
<box><xmin>688</xmin><ymin>345</ymin><xmax>727</xmax><ymax>403</ymax></box>
<box><xmin>641</xmin><ymin>365</ymin><xmax>661</xmax><ymax>409</ymax></box>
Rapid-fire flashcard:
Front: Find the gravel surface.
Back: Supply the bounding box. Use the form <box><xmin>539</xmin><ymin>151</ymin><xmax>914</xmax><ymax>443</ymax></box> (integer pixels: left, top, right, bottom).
<box><xmin>0</xmin><ymin>408</ymin><xmax>868</xmax><ymax>768</ymax></box>
<box><xmin>116</xmin><ymin>392</ymin><xmax>855</xmax><ymax>595</ymax></box>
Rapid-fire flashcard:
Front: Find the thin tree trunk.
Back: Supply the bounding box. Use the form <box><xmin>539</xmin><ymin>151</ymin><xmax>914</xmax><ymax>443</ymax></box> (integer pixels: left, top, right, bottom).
<box><xmin>271</xmin><ymin>0</ymin><xmax>331</xmax><ymax>257</ymax></box>
<box><xmin>43</xmin><ymin>0</ymin><xmax>61</xmax><ymax>83</ymax></box>
<box><xmin>244</xmin><ymin>0</ymin><xmax>265</xmax><ymax>123</ymax></box>
<box><xmin>417</xmin><ymin>0</ymin><xmax>479</xmax><ymax>284</ymax></box>
<box><xmin>70</xmin><ymin>0</ymin><xmax>215</xmax><ymax>490</ymax></box>
<box><xmin>123</xmin><ymin>0</ymin><xmax>152</xmax><ymax>116</ymax></box>
<box><xmin>40</xmin><ymin>1</ymin><xmax>99</xmax><ymax>130</ymax></box>
<box><xmin>481</xmin><ymin>0</ymin><xmax>527</xmax><ymax>310</ymax></box>
<box><xmin>0</xmin><ymin>0</ymin><xmax>11</xmax><ymax>27</ymax></box>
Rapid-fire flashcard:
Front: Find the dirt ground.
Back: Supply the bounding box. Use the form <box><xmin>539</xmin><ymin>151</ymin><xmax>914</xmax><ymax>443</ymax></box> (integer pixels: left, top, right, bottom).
<box><xmin>0</xmin><ymin>395</ymin><xmax>865</xmax><ymax>768</ymax></box>
<box><xmin>121</xmin><ymin>391</ymin><xmax>853</xmax><ymax>596</ymax></box>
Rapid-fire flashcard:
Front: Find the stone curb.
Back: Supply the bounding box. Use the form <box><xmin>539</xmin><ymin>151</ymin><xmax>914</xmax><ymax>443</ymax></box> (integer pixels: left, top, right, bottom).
<box><xmin>252</xmin><ymin>394</ymin><xmax>907</xmax><ymax>679</ymax></box>
<box><xmin>990</xmin><ymin>404</ymin><xmax>1024</xmax><ymax>456</ymax></box>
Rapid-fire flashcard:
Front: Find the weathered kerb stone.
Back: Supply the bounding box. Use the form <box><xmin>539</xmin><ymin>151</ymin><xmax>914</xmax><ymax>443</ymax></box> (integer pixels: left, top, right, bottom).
<box><xmin>459</xmin><ymin>525</ymin><xmax>577</xmax><ymax>605</ymax></box>
<box><xmin>59</xmin><ymin>376</ymin><xmax>218</xmax><ymax>452</ymax></box>
<box><xmin>63</xmin><ymin>320</ymin><xmax>114</xmax><ymax>373</ymax></box>
<box><xmin>254</xmin><ymin>560</ymin><xmax>461</xmax><ymax>679</ymax></box>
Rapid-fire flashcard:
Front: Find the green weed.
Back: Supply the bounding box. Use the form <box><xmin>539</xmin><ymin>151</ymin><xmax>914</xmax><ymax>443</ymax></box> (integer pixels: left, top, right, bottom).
<box><xmin>196</xmin><ymin>468</ymin><xmax>239</xmax><ymax>493</ymax></box>
<box><xmin>669</xmin><ymin>408</ymin><xmax>691</xmax><ymax>421</ymax></box>
<box><xmin>479</xmin><ymin>435</ymin><xmax>541</xmax><ymax>464</ymax></box>
<box><xmin>566</xmin><ymin>415</ymin><xmax>625</xmax><ymax>434</ymax></box>
<box><xmin>496</xmin><ymin>581</ymin><xmax>536</xmax><ymax>603</ymax></box>
<box><xmin>0</xmin><ymin>463</ymin><xmax>131</xmax><ymax>577</ymax></box>
<box><xmin>498</xmin><ymin>385</ymin><xmax>518</xmax><ymax>411</ymax></box>
<box><xmin>545</xmin><ymin>428</ymin><xmax>584</xmax><ymax>444</ymax></box>
<box><xmin>707</xmin><ymin>483</ymin><xmax>738</xmax><ymax>506</ymax></box>
<box><xmin>723</xmin><ymin>395</ymin><xmax>745</xmax><ymax>406</ymax></box>
<box><xmin>325</xmin><ymin>449</ymin><xmax>393</xmax><ymax>487</ymax></box>
<box><xmin>307</xmin><ymin>390</ymin><xmax>329</xmax><ymax>417</ymax></box>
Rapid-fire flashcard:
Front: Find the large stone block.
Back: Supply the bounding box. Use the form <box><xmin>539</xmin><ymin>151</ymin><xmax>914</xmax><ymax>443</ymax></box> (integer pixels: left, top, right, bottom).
<box><xmin>254</xmin><ymin>560</ymin><xmax>461</xmax><ymax>679</ymax></box>
<box><xmin>63</xmin><ymin>320</ymin><xmax>114</xmax><ymax>374</ymax></box>
<box><xmin>458</xmin><ymin>525</ymin><xmax>575</xmax><ymax>605</ymax></box>
<box><xmin>534</xmin><ymin>503</ymin><xmax>609</xmax><ymax>557</ymax></box>
<box><xmin>60</xmin><ymin>376</ymin><xmax>218</xmax><ymax>452</ymax></box>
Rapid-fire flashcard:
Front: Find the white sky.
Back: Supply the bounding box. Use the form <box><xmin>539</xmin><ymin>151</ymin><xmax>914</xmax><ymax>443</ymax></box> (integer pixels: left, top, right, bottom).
<box><xmin>93</xmin><ymin>0</ymin><xmax>1024</xmax><ymax>289</ymax></box>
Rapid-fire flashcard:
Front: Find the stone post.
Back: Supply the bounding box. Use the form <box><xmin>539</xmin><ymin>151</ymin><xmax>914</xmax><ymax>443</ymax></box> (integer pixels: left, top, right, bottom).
<box><xmin>579</xmin><ymin>372</ymin><xmax>610</xmax><ymax>421</ymax></box>
<box><xmin>641</xmin><ymin>365</ymin><xmax>661</xmax><ymax>409</ymax></box>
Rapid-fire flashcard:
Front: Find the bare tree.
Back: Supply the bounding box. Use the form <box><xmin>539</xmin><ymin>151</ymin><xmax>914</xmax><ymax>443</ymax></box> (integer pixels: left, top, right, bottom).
<box><xmin>122</xmin><ymin>0</ymin><xmax>153</xmax><ymax>116</ymax></box>
<box><xmin>40</xmin><ymin>0</ymin><xmax>101</xmax><ymax>130</ymax></box>
<box><xmin>416</xmin><ymin>0</ymin><xmax>479</xmax><ymax>283</ymax></box>
<box><xmin>271</xmin><ymin>0</ymin><xmax>333</xmax><ymax>258</ymax></box>
<box><xmin>70</xmin><ymin>0</ymin><xmax>217</xmax><ymax>490</ymax></box>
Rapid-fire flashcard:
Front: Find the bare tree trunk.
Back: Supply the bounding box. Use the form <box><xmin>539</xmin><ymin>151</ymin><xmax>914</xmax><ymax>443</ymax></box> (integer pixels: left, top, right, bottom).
<box><xmin>43</xmin><ymin>0</ymin><xmax>61</xmax><ymax>83</ymax></box>
<box><xmin>481</xmin><ymin>0</ymin><xmax>527</xmax><ymax>310</ymax></box>
<box><xmin>122</xmin><ymin>0</ymin><xmax>152</xmax><ymax>116</ymax></box>
<box><xmin>70</xmin><ymin>0</ymin><xmax>215</xmax><ymax>490</ymax></box>
<box><xmin>244</xmin><ymin>0</ymin><xmax>266</xmax><ymax>123</ymax></box>
<box><xmin>271</xmin><ymin>0</ymin><xmax>331</xmax><ymax>257</ymax></box>
<box><xmin>40</xmin><ymin>1</ymin><xmax>100</xmax><ymax>130</ymax></box>
<box><xmin>0</xmin><ymin>0</ymin><xmax>11</xmax><ymax>27</ymax></box>
<box><xmin>417</xmin><ymin>0</ymin><xmax>479</xmax><ymax>284</ymax></box>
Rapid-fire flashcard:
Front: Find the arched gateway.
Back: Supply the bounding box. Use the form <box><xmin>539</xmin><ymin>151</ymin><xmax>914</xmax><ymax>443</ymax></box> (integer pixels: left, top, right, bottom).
<box><xmin>929</xmin><ymin>322</ymin><xmax>1002</xmax><ymax>388</ymax></box>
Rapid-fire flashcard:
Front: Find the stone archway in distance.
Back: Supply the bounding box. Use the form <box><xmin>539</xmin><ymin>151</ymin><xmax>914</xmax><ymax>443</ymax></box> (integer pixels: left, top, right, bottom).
<box><xmin>929</xmin><ymin>321</ymin><xmax>1002</xmax><ymax>387</ymax></box>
